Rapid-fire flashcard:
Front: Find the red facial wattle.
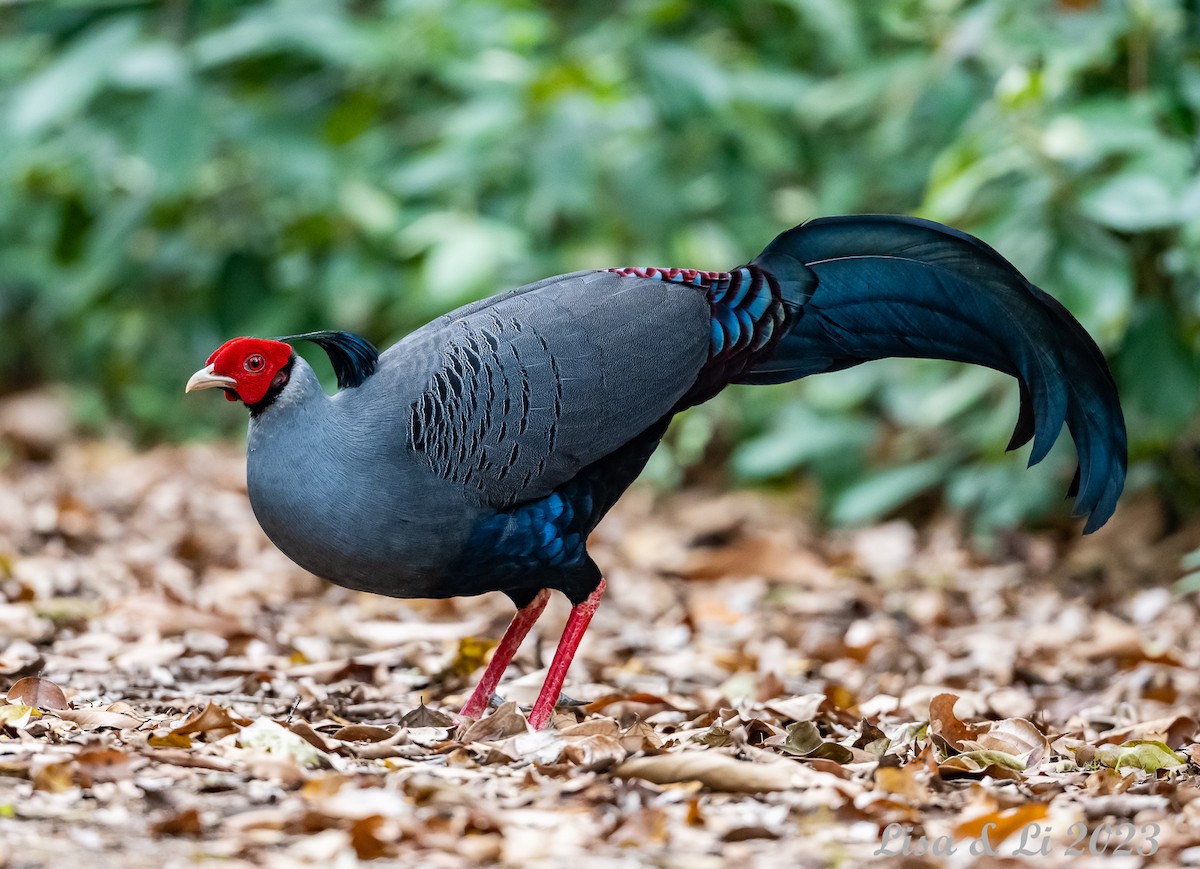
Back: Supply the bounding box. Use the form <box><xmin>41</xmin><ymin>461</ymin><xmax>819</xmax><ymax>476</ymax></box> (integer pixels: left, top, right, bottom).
<box><xmin>195</xmin><ymin>337</ymin><xmax>293</xmax><ymax>405</ymax></box>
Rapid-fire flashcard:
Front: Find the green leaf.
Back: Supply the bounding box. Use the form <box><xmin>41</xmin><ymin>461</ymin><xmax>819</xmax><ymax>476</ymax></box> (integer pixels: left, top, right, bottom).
<box><xmin>830</xmin><ymin>458</ymin><xmax>954</xmax><ymax>526</ymax></box>
<box><xmin>1094</xmin><ymin>740</ymin><xmax>1186</xmax><ymax>772</ymax></box>
<box><xmin>193</xmin><ymin>0</ymin><xmax>367</xmax><ymax>68</ymax></box>
<box><xmin>939</xmin><ymin>749</ymin><xmax>1026</xmax><ymax>776</ymax></box>
<box><xmin>1116</xmin><ymin>299</ymin><xmax>1200</xmax><ymax>437</ymax></box>
<box><xmin>10</xmin><ymin>17</ymin><xmax>141</xmax><ymax>136</ymax></box>
<box><xmin>1080</xmin><ymin>173</ymin><xmax>1178</xmax><ymax>232</ymax></box>
<box><xmin>732</xmin><ymin>404</ymin><xmax>875</xmax><ymax>480</ymax></box>
<box><xmin>1052</xmin><ymin>241</ymin><xmax>1132</xmax><ymax>342</ymax></box>
<box><xmin>136</xmin><ymin>84</ymin><xmax>210</xmax><ymax>196</ymax></box>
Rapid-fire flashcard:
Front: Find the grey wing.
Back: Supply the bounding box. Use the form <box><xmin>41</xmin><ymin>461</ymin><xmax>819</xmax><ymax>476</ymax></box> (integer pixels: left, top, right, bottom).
<box><xmin>401</xmin><ymin>270</ymin><xmax>711</xmax><ymax>507</ymax></box>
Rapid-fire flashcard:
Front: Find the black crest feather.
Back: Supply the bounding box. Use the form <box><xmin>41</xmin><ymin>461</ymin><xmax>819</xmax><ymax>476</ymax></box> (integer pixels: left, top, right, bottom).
<box><xmin>277</xmin><ymin>331</ymin><xmax>379</xmax><ymax>389</ymax></box>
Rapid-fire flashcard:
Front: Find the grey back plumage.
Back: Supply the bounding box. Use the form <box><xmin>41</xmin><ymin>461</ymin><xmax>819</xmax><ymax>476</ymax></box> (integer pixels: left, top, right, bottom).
<box><xmin>381</xmin><ymin>269</ymin><xmax>710</xmax><ymax>508</ymax></box>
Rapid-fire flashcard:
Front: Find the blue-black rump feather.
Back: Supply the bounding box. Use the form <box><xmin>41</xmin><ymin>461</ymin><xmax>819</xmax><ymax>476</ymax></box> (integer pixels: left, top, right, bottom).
<box><xmin>278</xmin><ymin>331</ymin><xmax>380</xmax><ymax>389</ymax></box>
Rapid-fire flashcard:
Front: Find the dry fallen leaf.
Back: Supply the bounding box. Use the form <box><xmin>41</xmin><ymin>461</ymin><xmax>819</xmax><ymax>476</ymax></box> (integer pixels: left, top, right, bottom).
<box><xmin>458</xmin><ymin>701</ymin><xmax>529</xmax><ymax>742</ymax></box>
<box><xmin>762</xmin><ymin>694</ymin><xmax>825</xmax><ymax>723</ymax></box>
<box><xmin>397</xmin><ymin>702</ymin><xmax>456</xmax><ymax>728</ymax></box>
<box><xmin>171</xmin><ymin>701</ymin><xmax>247</xmax><ymax>741</ymax></box>
<box><xmin>331</xmin><ymin>724</ymin><xmax>397</xmax><ymax>743</ymax></box>
<box><xmin>964</xmin><ymin>717</ymin><xmax>1049</xmax><ymax>767</ymax></box>
<box><xmin>559</xmin><ymin>734</ymin><xmax>627</xmax><ymax>770</ymax></box>
<box><xmin>583</xmin><ymin>692</ymin><xmax>677</xmax><ymax>714</ymax></box>
<box><xmin>31</xmin><ymin>759</ymin><xmax>76</xmax><ymax>793</ymax></box>
<box><xmin>349</xmin><ymin>815</ymin><xmax>398</xmax><ymax>860</ymax></box>
<box><xmin>1097</xmin><ymin>714</ymin><xmax>1198</xmax><ymax>748</ymax></box>
<box><xmin>7</xmin><ymin>676</ymin><xmax>69</xmax><ymax>711</ymax></box>
<box><xmin>938</xmin><ymin>750</ymin><xmax>1026</xmax><ymax>781</ymax></box>
<box><xmin>57</xmin><ymin>707</ymin><xmax>145</xmax><ymax>731</ymax></box>
<box><xmin>614</xmin><ymin>752</ymin><xmax>799</xmax><ymax>792</ymax></box>
<box><xmin>929</xmin><ymin>693</ymin><xmax>978</xmax><ymax>751</ymax></box>
<box><xmin>874</xmin><ymin>764</ymin><xmax>932</xmax><ymax>803</ymax></box>
<box><xmin>0</xmin><ymin>703</ymin><xmax>36</xmax><ymax>729</ymax></box>
<box><xmin>148</xmin><ymin>732</ymin><xmax>193</xmax><ymax>749</ymax></box>
<box><xmin>773</xmin><ymin>721</ymin><xmax>856</xmax><ymax>763</ymax></box>
<box><xmin>151</xmin><ymin>808</ymin><xmax>204</xmax><ymax>838</ymax></box>
<box><xmin>955</xmin><ymin>802</ymin><xmax>1049</xmax><ymax>844</ymax></box>
<box><xmin>239</xmin><ymin>717</ymin><xmax>336</xmax><ymax>769</ymax></box>
<box><xmin>74</xmin><ymin>747</ymin><xmax>133</xmax><ymax>787</ymax></box>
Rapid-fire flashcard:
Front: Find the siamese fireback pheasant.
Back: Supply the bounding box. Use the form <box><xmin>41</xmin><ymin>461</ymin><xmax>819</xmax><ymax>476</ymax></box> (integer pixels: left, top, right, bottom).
<box><xmin>186</xmin><ymin>215</ymin><xmax>1127</xmax><ymax>729</ymax></box>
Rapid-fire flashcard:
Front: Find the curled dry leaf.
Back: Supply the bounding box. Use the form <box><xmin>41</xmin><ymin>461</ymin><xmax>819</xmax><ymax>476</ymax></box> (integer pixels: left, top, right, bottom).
<box><xmin>1086</xmin><ymin>768</ymin><xmax>1136</xmax><ymax>795</ymax></box>
<box><xmin>963</xmin><ymin>717</ymin><xmax>1049</xmax><ymax>767</ymax></box>
<box><xmin>762</xmin><ymin>694</ymin><xmax>825</xmax><ymax>723</ymax></box>
<box><xmin>349</xmin><ymin>815</ymin><xmax>399</xmax><ymax>861</ymax></box>
<box><xmin>938</xmin><ymin>750</ymin><xmax>1026</xmax><ymax>781</ymax></box>
<box><xmin>852</xmin><ymin>718</ymin><xmax>889</xmax><ymax>755</ymax></box>
<box><xmin>560</xmin><ymin>718</ymin><xmax>621</xmax><ymax>738</ymax></box>
<box><xmin>608</xmin><ymin>805</ymin><xmax>671</xmax><ymax>848</ymax></box>
<box><xmin>7</xmin><ymin>676</ymin><xmax>69</xmax><ymax>711</ymax></box>
<box><xmin>57</xmin><ymin>707</ymin><xmax>145</xmax><ymax>731</ymax></box>
<box><xmin>583</xmin><ymin>692</ymin><xmax>677</xmax><ymax>714</ymax></box>
<box><xmin>773</xmin><ymin>721</ymin><xmax>856</xmax><ymax>763</ymax></box>
<box><xmin>1098</xmin><ymin>715</ymin><xmax>1198</xmax><ymax>748</ymax></box>
<box><xmin>693</xmin><ymin>726</ymin><xmax>734</xmax><ymax>748</ymax></box>
<box><xmin>0</xmin><ymin>640</ymin><xmax>43</xmax><ymax>677</ymax></box>
<box><xmin>458</xmin><ymin>701</ymin><xmax>528</xmax><ymax>743</ymax></box>
<box><xmin>614</xmin><ymin>752</ymin><xmax>799</xmax><ymax>793</ymax></box>
<box><xmin>928</xmin><ymin>693</ymin><xmax>978</xmax><ymax>751</ymax></box>
<box><xmin>930</xmin><ymin>693</ymin><xmax>1049</xmax><ymax>771</ymax></box>
<box><xmin>171</xmin><ymin>701</ymin><xmax>247</xmax><ymax>741</ymax></box>
<box><xmin>558</xmin><ymin>734</ymin><xmax>627</xmax><ymax>770</ymax></box>
<box><xmin>142</xmin><ymin>749</ymin><xmax>236</xmax><ymax>773</ymax></box>
<box><xmin>397</xmin><ymin>702</ymin><xmax>456</xmax><ymax>728</ymax></box>
<box><xmin>620</xmin><ymin>720</ymin><xmax>663</xmax><ymax>752</ymax></box>
<box><xmin>332</xmin><ymin>724</ymin><xmax>397</xmax><ymax>743</ymax></box>
<box><xmin>288</xmin><ymin>721</ymin><xmax>338</xmax><ymax>753</ymax></box>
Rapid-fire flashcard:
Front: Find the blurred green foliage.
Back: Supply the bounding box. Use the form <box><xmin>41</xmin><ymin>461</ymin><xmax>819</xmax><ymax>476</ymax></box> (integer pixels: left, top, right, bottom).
<box><xmin>2</xmin><ymin>0</ymin><xmax>1198</xmax><ymax>531</ymax></box>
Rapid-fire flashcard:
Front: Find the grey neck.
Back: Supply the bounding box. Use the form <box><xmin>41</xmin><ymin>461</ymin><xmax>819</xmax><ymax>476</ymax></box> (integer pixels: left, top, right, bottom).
<box><xmin>248</xmin><ymin>357</ymin><xmax>331</xmax><ymax>437</ymax></box>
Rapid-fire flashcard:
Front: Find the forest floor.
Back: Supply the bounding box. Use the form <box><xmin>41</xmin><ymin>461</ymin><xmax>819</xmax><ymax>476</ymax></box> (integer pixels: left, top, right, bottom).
<box><xmin>1</xmin><ymin>434</ymin><xmax>1200</xmax><ymax>868</ymax></box>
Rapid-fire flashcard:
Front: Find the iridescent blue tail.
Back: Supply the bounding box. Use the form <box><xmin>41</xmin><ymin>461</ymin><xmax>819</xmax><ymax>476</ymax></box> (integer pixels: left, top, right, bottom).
<box><xmin>743</xmin><ymin>215</ymin><xmax>1127</xmax><ymax>532</ymax></box>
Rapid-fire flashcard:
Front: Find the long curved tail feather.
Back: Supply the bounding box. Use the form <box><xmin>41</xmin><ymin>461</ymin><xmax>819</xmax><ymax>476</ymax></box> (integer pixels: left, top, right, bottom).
<box><xmin>743</xmin><ymin>215</ymin><xmax>1127</xmax><ymax>532</ymax></box>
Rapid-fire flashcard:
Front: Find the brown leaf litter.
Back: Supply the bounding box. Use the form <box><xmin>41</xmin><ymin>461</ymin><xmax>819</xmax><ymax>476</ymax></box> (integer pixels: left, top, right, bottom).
<box><xmin>0</xmin><ymin>440</ymin><xmax>1199</xmax><ymax>866</ymax></box>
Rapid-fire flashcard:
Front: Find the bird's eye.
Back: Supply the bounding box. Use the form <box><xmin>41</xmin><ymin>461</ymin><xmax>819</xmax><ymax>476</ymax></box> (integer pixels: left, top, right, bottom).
<box><xmin>245</xmin><ymin>354</ymin><xmax>266</xmax><ymax>373</ymax></box>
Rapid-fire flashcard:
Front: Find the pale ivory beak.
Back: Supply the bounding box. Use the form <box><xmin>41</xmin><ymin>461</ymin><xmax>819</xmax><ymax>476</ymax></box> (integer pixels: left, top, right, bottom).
<box><xmin>185</xmin><ymin>364</ymin><xmax>238</xmax><ymax>394</ymax></box>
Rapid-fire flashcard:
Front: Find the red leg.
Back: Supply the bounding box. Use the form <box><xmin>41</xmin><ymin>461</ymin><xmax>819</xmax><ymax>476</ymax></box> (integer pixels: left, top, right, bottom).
<box><xmin>460</xmin><ymin>589</ymin><xmax>551</xmax><ymax>719</ymax></box>
<box><xmin>527</xmin><ymin>578</ymin><xmax>606</xmax><ymax>730</ymax></box>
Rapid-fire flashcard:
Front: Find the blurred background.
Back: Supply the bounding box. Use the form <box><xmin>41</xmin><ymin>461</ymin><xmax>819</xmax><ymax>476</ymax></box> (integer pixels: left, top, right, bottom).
<box><xmin>1</xmin><ymin>0</ymin><xmax>1198</xmax><ymax>536</ymax></box>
